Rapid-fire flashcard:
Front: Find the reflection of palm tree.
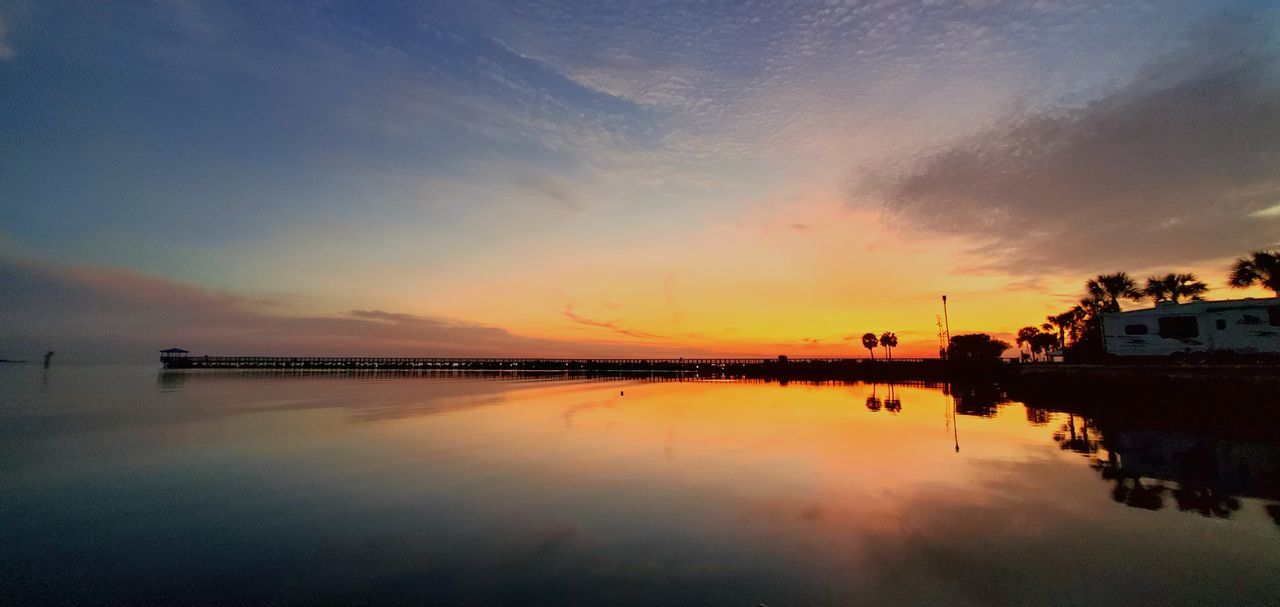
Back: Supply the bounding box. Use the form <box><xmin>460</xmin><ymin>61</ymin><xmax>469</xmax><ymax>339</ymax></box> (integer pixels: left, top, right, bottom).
<box><xmin>1127</xmin><ymin>480</ymin><xmax>1166</xmax><ymax>510</ymax></box>
<box><xmin>1228</xmin><ymin>250</ymin><xmax>1280</xmax><ymax>295</ymax></box>
<box><xmin>865</xmin><ymin>383</ymin><xmax>882</xmax><ymax>411</ymax></box>
<box><xmin>884</xmin><ymin>384</ymin><xmax>901</xmax><ymax>413</ymax></box>
<box><xmin>862</xmin><ymin>333</ymin><xmax>878</xmax><ymax>359</ymax></box>
<box><xmin>1025</xmin><ymin>407</ymin><xmax>1050</xmax><ymax>425</ymax></box>
<box><xmin>1173</xmin><ymin>487</ymin><xmax>1241</xmax><ymax>518</ymax></box>
<box><xmin>1054</xmin><ymin>415</ymin><xmax>1099</xmax><ymax>454</ymax></box>
<box><xmin>1096</xmin><ymin>449</ymin><xmax>1166</xmax><ymax>511</ymax></box>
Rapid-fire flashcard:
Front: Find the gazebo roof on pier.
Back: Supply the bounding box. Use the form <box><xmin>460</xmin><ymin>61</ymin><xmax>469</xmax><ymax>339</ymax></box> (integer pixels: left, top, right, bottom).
<box><xmin>160</xmin><ymin>348</ymin><xmax>190</xmax><ymax>354</ymax></box>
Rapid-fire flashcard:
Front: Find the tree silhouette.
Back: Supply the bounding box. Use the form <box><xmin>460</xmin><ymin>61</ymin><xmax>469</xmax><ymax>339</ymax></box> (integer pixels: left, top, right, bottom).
<box><xmin>879</xmin><ymin>332</ymin><xmax>898</xmax><ymax>359</ymax></box>
<box><xmin>1144</xmin><ymin>273</ymin><xmax>1208</xmax><ymax>304</ymax></box>
<box><xmin>1029</xmin><ymin>331</ymin><xmax>1060</xmax><ymax>360</ymax></box>
<box><xmin>861</xmin><ymin>333</ymin><xmax>879</xmax><ymax>359</ymax></box>
<box><xmin>947</xmin><ymin>334</ymin><xmax>1011</xmax><ymax>361</ymax></box>
<box><xmin>1015</xmin><ymin>326</ymin><xmax>1040</xmax><ymax>359</ymax></box>
<box><xmin>1086</xmin><ymin>272</ymin><xmax>1143</xmax><ymax>312</ymax></box>
<box><xmin>1228</xmin><ymin>250</ymin><xmax>1280</xmax><ymax>295</ymax></box>
<box><xmin>1048</xmin><ymin>308</ymin><xmax>1084</xmax><ymax>345</ymax></box>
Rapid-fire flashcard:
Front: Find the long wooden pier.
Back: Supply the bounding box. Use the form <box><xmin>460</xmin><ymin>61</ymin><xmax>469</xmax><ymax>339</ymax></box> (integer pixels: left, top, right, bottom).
<box><xmin>166</xmin><ymin>355</ymin><xmax>796</xmax><ymax>370</ymax></box>
<box><xmin>158</xmin><ymin>352</ymin><xmax>944</xmax><ymax>375</ymax></box>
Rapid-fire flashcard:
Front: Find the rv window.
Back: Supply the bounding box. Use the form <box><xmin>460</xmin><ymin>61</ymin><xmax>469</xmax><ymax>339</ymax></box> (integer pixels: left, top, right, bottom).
<box><xmin>1123</xmin><ymin>324</ymin><xmax>1147</xmax><ymax>335</ymax></box>
<box><xmin>1158</xmin><ymin>316</ymin><xmax>1198</xmax><ymax>339</ymax></box>
<box><xmin>1242</xmin><ymin>314</ymin><xmax>1262</xmax><ymax>325</ymax></box>
<box><xmin>1270</xmin><ymin>305</ymin><xmax>1280</xmax><ymax>326</ymax></box>
<box><xmin>1216</xmin><ymin>319</ymin><xmax>1227</xmax><ymax>330</ymax></box>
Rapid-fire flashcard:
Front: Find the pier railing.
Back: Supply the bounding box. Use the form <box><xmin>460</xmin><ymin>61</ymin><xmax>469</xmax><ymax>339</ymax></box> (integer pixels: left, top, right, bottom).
<box><xmin>160</xmin><ymin>355</ymin><xmax>946</xmax><ymax>371</ymax></box>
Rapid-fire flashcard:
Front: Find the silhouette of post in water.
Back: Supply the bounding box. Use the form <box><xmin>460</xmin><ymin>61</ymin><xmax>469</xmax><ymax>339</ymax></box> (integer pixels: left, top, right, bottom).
<box><xmin>43</xmin><ymin>351</ymin><xmax>54</xmax><ymax>369</ymax></box>
<box><xmin>949</xmin><ymin>386</ymin><xmax>960</xmax><ymax>453</ymax></box>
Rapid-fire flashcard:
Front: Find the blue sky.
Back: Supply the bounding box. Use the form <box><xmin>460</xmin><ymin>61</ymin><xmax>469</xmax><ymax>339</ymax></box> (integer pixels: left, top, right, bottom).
<box><xmin>2</xmin><ymin>1</ymin><xmax>1277</xmax><ymax>360</ymax></box>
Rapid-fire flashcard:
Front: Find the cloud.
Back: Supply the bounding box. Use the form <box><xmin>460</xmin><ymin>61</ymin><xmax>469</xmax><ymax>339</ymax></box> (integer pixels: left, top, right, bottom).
<box><xmin>0</xmin><ymin>14</ymin><xmax>13</xmax><ymax>60</ymax></box>
<box><xmin>562</xmin><ymin>304</ymin><xmax>664</xmax><ymax>339</ymax></box>
<box><xmin>864</xmin><ymin>10</ymin><xmax>1280</xmax><ymax>274</ymax></box>
<box><xmin>508</xmin><ymin>175</ymin><xmax>583</xmax><ymax>211</ymax></box>
<box><xmin>0</xmin><ymin>256</ymin><xmax>685</xmax><ymax>362</ymax></box>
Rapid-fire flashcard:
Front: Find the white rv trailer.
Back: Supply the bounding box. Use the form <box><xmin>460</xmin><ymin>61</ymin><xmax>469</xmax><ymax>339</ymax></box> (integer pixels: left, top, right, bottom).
<box><xmin>1101</xmin><ymin>297</ymin><xmax>1280</xmax><ymax>359</ymax></box>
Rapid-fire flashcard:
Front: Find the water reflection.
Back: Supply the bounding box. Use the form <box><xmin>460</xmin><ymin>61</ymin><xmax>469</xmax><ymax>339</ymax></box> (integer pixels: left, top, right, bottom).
<box><xmin>948</xmin><ymin>382</ymin><xmax>1009</xmax><ymax>417</ymax></box>
<box><xmin>3</xmin><ymin>366</ymin><xmax>1279</xmax><ymax>605</ymax></box>
<box><xmin>152</xmin><ymin>369</ymin><xmax>1280</xmax><ymax>527</ymax></box>
<box><xmin>1090</xmin><ymin>428</ymin><xmax>1280</xmax><ymax>519</ymax></box>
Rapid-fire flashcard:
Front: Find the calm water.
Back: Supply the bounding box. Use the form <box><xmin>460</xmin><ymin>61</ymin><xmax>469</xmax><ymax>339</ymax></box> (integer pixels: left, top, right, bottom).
<box><xmin>3</xmin><ymin>365</ymin><xmax>1278</xmax><ymax>605</ymax></box>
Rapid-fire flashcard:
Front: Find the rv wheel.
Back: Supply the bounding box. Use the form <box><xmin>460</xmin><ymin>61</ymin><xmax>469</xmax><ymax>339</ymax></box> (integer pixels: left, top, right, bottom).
<box><xmin>1168</xmin><ymin>352</ymin><xmax>1186</xmax><ymax>365</ymax></box>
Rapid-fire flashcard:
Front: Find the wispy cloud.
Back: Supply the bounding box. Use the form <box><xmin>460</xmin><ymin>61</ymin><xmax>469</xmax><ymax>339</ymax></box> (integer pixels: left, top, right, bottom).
<box><xmin>0</xmin><ymin>256</ymin><xmax>692</xmax><ymax>361</ymax></box>
<box><xmin>508</xmin><ymin>175</ymin><xmax>583</xmax><ymax>211</ymax></box>
<box><xmin>562</xmin><ymin>304</ymin><xmax>664</xmax><ymax>339</ymax></box>
<box><xmin>0</xmin><ymin>14</ymin><xmax>14</xmax><ymax>60</ymax></box>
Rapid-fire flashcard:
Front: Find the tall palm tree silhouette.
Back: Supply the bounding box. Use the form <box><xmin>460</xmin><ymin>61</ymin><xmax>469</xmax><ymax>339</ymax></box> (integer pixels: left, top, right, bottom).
<box><xmin>1228</xmin><ymin>250</ymin><xmax>1280</xmax><ymax>295</ymax></box>
<box><xmin>1086</xmin><ymin>272</ymin><xmax>1142</xmax><ymax>312</ymax></box>
<box><xmin>879</xmin><ymin>332</ymin><xmax>898</xmax><ymax>359</ymax></box>
<box><xmin>861</xmin><ymin>333</ymin><xmax>879</xmax><ymax>359</ymax></box>
<box><xmin>1143</xmin><ymin>273</ymin><xmax>1208</xmax><ymax>304</ymax></box>
<box><xmin>1047</xmin><ymin>308</ymin><xmax>1082</xmax><ymax>345</ymax></box>
<box><xmin>1015</xmin><ymin>326</ymin><xmax>1040</xmax><ymax>359</ymax></box>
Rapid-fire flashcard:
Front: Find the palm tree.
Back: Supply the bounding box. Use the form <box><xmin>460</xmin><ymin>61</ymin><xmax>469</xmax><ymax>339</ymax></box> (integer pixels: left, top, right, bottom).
<box><xmin>879</xmin><ymin>332</ymin><xmax>898</xmax><ymax>359</ymax></box>
<box><xmin>861</xmin><ymin>333</ymin><xmax>879</xmax><ymax>359</ymax></box>
<box><xmin>1144</xmin><ymin>273</ymin><xmax>1208</xmax><ymax>304</ymax></box>
<box><xmin>1228</xmin><ymin>250</ymin><xmax>1280</xmax><ymax>295</ymax></box>
<box><xmin>1086</xmin><ymin>272</ymin><xmax>1142</xmax><ymax>312</ymax></box>
<box><xmin>1029</xmin><ymin>331</ymin><xmax>1060</xmax><ymax>361</ymax></box>
<box><xmin>1015</xmin><ymin>326</ymin><xmax>1040</xmax><ymax>359</ymax></box>
<box><xmin>1045</xmin><ymin>310</ymin><xmax>1077</xmax><ymax>346</ymax></box>
<box><xmin>1168</xmin><ymin>273</ymin><xmax>1208</xmax><ymax>302</ymax></box>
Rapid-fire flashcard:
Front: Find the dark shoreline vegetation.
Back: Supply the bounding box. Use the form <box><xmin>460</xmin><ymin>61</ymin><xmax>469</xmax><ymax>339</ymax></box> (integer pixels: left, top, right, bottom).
<box><xmin>1012</xmin><ymin>249</ymin><xmax>1280</xmax><ymax>363</ymax></box>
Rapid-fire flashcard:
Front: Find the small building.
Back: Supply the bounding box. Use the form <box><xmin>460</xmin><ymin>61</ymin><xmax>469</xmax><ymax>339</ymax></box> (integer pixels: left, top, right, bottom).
<box><xmin>1101</xmin><ymin>297</ymin><xmax>1280</xmax><ymax>360</ymax></box>
<box><xmin>160</xmin><ymin>348</ymin><xmax>190</xmax><ymax>361</ymax></box>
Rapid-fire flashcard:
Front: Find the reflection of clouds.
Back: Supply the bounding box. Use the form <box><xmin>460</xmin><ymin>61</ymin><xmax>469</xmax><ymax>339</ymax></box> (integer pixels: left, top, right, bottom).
<box><xmin>561</xmin><ymin>395</ymin><xmax>621</xmax><ymax>429</ymax></box>
<box><xmin>499</xmin><ymin>524</ymin><xmax>581</xmax><ymax>567</ymax></box>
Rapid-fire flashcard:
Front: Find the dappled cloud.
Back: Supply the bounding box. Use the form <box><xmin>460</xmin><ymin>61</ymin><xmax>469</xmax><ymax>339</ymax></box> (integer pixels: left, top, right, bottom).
<box><xmin>868</xmin><ymin>10</ymin><xmax>1280</xmax><ymax>274</ymax></box>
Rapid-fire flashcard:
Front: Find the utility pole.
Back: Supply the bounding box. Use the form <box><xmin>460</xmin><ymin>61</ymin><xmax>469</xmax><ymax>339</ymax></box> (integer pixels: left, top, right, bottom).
<box><xmin>941</xmin><ymin>295</ymin><xmax>951</xmax><ymax>359</ymax></box>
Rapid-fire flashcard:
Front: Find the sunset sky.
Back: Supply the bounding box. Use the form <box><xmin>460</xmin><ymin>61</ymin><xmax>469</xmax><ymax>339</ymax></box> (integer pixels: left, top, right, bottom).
<box><xmin>2</xmin><ymin>1</ymin><xmax>1278</xmax><ymax>361</ymax></box>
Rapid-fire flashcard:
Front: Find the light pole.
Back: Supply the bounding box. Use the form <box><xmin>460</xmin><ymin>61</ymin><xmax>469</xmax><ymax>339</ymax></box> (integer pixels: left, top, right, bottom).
<box><xmin>941</xmin><ymin>295</ymin><xmax>951</xmax><ymax>359</ymax></box>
